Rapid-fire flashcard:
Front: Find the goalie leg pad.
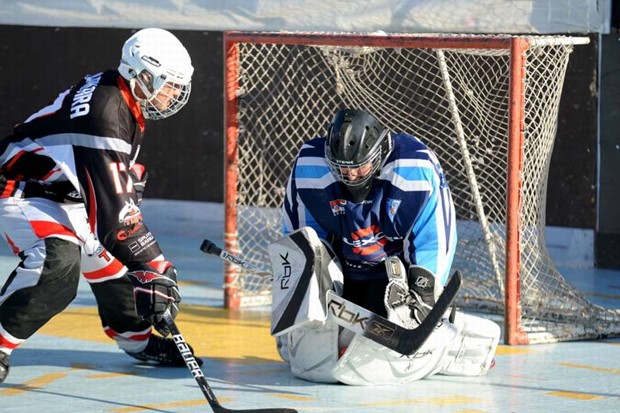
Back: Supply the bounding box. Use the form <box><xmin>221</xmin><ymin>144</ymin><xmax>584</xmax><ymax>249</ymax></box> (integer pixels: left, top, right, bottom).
<box><xmin>439</xmin><ymin>312</ymin><xmax>500</xmax><ymax>376</ymax></box>
<box><xmin>332</xmin><ymin>320</ymin><xmax>459</xmax><ymax>385</ymax></box>
<box><xmin>283</xmin><ymin>320</ymin><xmax>340</xmax><ymax>383</ymax></box>
<box><xmin>269</xmin><ymin>227</ymin><xmax>343</xmax><ymax>336</ymax></box>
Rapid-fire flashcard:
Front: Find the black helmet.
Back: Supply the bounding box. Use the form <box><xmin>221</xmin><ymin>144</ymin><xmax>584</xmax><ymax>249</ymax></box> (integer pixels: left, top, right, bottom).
<box><xmin>325</xmin><ymin>109</ymin><xmax>392</xmax><ymax>201</ymax></box>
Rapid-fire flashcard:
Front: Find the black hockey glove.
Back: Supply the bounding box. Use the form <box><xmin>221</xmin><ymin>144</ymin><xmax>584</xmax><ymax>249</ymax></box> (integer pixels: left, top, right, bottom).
<box><xmin>127</xmin><ymin>261</ymin><xmax>181</xmax><ymax>337</ymax></box>
<box><xmin>129</xmin><ymin>163</ymin><xmax>148</xmax><ymax>205</ymax></box>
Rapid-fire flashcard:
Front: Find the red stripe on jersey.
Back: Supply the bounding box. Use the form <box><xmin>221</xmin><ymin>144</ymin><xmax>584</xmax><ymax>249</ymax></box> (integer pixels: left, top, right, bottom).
<box><xmin>0</xmin><ymin>179</ymin><xmax>15</xmax><ymax>198</ymax></box>
<box><xmin>30</xmin><ymin>220</ymin><xmax>77</xmax><ymax>240</ymax></box>
<box><xmin>40</xmin><ymin>167</ymin><xmax>62</xmax><ymax>181</ymax></box>
<box><xmin>83</xmin><ymin>258</ymin><xmax>125</xmax><ymax>281</ymax></box>
<box><xmin>117</xmin><ymin>75</ymin><xmax>145</xmax><ymax>132</ymax></box>
<box><xmin>4</xmin><ymin>233</ymin><xmax>19</xmax><ymax>255</ymax></box>
<box><xmin>84</xmin><ymin>169</ymin><xmax>98</xmax><ymax>234</ymax></box>
<box><xmin>4</xmin><ymin>150</ymin><xmax>26</xmax><ymax>171</ymax></box>
<box><xmin>4</xmin><ymin>148</ymin><xmax>44</xmax><ymax>172</ymax></box>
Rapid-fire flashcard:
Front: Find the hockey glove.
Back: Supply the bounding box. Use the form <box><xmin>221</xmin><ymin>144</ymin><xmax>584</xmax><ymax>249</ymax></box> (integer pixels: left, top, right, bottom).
<box><xmin>407</xmin><ymin>265</ymin><xmax>438</xmax><ymax>326</ymax></box>
<box><xmin>127</xmin><ymin>260</ymin><xmax>181</xmax><ymax>337</ymax></box>
<box><xmin>129</xmin><ymin>163</ymin><xmax>148</xmax><ymax>205</ymax></box>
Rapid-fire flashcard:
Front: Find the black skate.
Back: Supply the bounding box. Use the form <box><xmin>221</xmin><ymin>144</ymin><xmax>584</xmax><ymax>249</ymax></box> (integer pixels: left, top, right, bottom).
<box><xmin>125</xmin><ymin>334</ymin><xmax>203</xmax><ymax>367</ymax></box>
<box><xmin>0</xmin><ymin>351</ymin><xmax>9</xmax><ymax>383</ymax></box>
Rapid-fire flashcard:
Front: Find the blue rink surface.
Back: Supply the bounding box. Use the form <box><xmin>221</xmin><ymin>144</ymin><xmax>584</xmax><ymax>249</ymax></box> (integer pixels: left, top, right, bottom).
<box><xmin>0</xmin><ymin>199</ymin><xmax>619</xmax><ymax>413</ymax></box>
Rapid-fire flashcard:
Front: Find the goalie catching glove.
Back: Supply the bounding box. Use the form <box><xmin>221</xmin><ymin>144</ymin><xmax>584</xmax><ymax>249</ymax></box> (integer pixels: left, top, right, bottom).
<box><xmin>384</xmin><ymin>260</ymin><xmax>440</xmax><ymax>328</ymax></box>
<box><xmin>127</xmin><ymin>260</ymin><xmax>181</xmax><ymax>336</ymax></box>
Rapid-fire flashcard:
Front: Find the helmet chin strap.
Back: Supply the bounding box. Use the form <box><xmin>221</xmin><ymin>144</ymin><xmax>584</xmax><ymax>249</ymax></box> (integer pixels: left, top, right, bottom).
<box><xmin>344</xmin><ymin>180</ymin><xmax>375</xmax><ymax>203</ymax></box>
<box><xmin>129</xmin><ymin>78</ymin><xmax>163</xmax><ymax>120</ymax></box>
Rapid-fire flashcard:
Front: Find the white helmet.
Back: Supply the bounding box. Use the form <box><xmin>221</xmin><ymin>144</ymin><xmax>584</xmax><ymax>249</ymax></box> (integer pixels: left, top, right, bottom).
<box><xmin>118</xmin><ymin>28</ymin><xmax>194</xmax><ymax>120</ymax></box>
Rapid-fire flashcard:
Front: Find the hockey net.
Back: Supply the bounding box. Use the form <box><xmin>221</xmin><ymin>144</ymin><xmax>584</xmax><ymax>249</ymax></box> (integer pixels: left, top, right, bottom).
<box><xmin>223</xmin><ymin>31</ymin><xmax>620</xmax><ymax>344</ymax></box>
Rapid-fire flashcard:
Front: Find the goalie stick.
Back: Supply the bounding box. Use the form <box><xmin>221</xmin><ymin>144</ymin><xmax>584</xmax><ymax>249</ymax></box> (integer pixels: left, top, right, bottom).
<box><xmin>200</xmin><ymin>239</ymin><xmax>462</xmax><ymax>356</ymax></box>
<box><xmin>162</xmin><ymin>310</ymin><xmax>298</xmax><ymax>413</ymax></box>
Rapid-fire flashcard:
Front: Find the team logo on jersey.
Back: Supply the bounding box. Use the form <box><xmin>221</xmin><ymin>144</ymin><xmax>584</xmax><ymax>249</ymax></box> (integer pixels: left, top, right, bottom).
<box><xmin>117</xmin><ymin>199</ymin><xmax>144</xmax><ymax>240</ymax></box>
<box><xmin>329</xmin><ymin>199</ymin><xmax>347</xmax><ymax>216</ymax></box>
<box><xmin>118</xmin><ymin>199</ymin><xmax>142</xmax><ymax>225</ymax></box>
<box><xmin>386</xmin><ymin>198</ymin><xmax>402</xmax><ymax>222</ymax></box>
<box><xmin>347</xmin><ymin>225</ymin><xmax>388</xmax><ymax>258</ymax></box>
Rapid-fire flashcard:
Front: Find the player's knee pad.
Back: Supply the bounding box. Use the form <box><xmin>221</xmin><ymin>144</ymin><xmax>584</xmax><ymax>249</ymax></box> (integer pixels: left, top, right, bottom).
<box><xmin>0</xmin><ymin>238</ymin><xmax>80</xmax><ymax>336</ymax></box>
<box><xmin>41</xmin><ymin>238</ymin><xmax>81</xmax><ymax>307</ymax></box>
<box><xmin>41</xmin><ymin>238</ymin><xmax>80</xmax><ymax>286</ymax></box>
<box><xmin>281</xmin><ymin>320</ymin><xmax>340</xmax><ymax>383</ymax></box>
<box><xmin>439</xmin><ymin>312</ymin><xmax>500</xmax><ymax>376</ymax></box>
<box><xmin>332</xmin><ymin>320</ymin><xmax>459</xmax><ymax>385</ymax></box>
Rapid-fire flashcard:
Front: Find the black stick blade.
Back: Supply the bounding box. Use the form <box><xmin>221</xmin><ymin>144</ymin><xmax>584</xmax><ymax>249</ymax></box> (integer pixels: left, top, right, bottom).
<box><xmin>200</xmin><ymin>239</ymin><xmax>221</xmax><ymax>255</ymax></box>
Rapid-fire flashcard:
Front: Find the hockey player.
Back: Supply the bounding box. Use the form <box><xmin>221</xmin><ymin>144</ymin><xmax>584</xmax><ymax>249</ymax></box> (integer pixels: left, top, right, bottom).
<box><xmin>0</xmin><ymin>28</ymin><xmax>200</xmax><ymax>383</ymax></box>
<box><xmin>269</xmin><ymin>108</ymin><xmax>500</xmax><ymax>385</ymax></box>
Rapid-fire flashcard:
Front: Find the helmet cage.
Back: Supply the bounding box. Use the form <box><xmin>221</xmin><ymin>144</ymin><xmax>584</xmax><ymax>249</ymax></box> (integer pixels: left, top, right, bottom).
<box><xmin>130</xmin><ymin>69</ymin><xmax>192</xmax><ymax>120</ymax></box>
<box><xmin>325</xmin><ymin>131</ymin><xmax>388</xmax><ymax>188</ymax></box>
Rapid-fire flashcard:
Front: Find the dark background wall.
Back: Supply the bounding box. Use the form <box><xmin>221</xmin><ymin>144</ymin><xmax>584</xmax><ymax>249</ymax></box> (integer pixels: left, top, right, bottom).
<box><xmin>0</xmin><ymin>25</ymin><xmax>598</xmax><ymax>230</ymax></box>
<box><xmin>597</xmin><ymin>33</ymin><xmax>620</xmax><ymax>268</ymax></box>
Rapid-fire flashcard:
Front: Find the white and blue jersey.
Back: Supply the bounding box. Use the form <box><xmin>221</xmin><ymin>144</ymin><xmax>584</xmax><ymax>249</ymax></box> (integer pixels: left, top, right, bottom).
<box><xmin>283</xmin><ymin>133</ymin><xmax>457</xmax><ymax>286</ymax></box>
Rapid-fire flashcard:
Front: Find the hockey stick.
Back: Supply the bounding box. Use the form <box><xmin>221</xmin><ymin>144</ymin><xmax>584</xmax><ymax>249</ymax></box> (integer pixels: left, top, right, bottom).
<box><xmin>162</xmin><ymin>310</ymin><xmax>298</xmax><ymax>413</ymax></box>
<box><xmin>200</xmin><ymin>239</ymin><xmax>462</xmax><ymax>356</ymax></box>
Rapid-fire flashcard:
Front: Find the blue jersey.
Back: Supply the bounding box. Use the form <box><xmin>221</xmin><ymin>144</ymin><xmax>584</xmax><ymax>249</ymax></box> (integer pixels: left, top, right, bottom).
<box><xmin>283</xmin><ymin>133</ymin><xmax>457</xmax><ymax>285</ymax></box>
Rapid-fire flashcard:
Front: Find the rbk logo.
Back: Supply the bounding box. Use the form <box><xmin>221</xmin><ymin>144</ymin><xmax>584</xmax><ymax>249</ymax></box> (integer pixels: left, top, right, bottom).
<box><xmin>327</xmin><ymin>299</ymin><xmax>369</xmax><ymax>329</ymax></box>
<box><xmin>279</xmin><ymin>252</ymin><xmax>291</xmax><ymax>290</ymax></box>
<box><xmin>367</xmin><ymin>320</ymin><xmax>396</xmax><ymax>338</ymax></box>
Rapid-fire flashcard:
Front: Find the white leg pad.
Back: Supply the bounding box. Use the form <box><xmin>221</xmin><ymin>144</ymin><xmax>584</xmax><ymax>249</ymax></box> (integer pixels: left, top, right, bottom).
<box><xmin>281</xmin><ymin>320</ymin><xmax>340</xmax><ymax>383</ymax></box>
<box><xmin>269</xmin><ymin>227</ymin><xmax>343</xmax><ymax>336</ymax></box>
<box><xmin>439</xmin><ymin>312</ymin><xmax>500</xmax><ymax>376</ymax></box>
<box><xmin>332</xmin><ymin>320</ymin><xmax>459</xmax><ymax>385</ymax></box>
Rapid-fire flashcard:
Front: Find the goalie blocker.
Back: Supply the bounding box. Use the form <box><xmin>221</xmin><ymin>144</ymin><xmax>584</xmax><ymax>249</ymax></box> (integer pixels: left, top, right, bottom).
<box><xmin>268</xmin><ymin>227</ymin><xmax>500</xmax><ymax>385</ymax></box>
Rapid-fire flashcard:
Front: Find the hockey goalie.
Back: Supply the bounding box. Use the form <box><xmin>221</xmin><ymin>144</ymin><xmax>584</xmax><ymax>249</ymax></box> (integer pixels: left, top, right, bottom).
<box><xmin>269</xmin><ymin>227</ymin><xmax>499</xmax><ymax>385</ymax></box>
<box><xmin>268</xmin><ymin>108</ymin><xmax>500</xmax><ymax>385</ymax></box>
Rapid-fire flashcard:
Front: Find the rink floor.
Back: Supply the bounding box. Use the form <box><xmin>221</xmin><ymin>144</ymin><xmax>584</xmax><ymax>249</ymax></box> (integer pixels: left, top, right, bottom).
<box><xmin>0</xmin><ymin>199</ymin><xmax>619</xmax><ymax>413</ymax></box>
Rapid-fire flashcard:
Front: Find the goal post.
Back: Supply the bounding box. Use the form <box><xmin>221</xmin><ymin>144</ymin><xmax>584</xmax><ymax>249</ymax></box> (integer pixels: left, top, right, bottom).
<box><xmin>223</xmin><ymin>31</ymin><xmax>620</xmax><ymax>345</ymax></box>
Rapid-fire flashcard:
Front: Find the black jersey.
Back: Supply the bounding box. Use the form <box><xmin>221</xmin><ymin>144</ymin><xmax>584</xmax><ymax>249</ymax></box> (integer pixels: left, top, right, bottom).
<box><xmin>0</xmin><ymin>70</ymin><xmax>162</xmax><ymax>264</ymax></box>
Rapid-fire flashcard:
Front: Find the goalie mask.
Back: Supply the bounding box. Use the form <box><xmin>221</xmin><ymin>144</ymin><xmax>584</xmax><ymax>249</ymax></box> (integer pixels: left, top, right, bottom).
<box><xmin>325</xmin><ymin>109</ymin><xmax>392</xmax><ymax>202</ymax></box>
<box><xmin>118</xmin><ymin>28</ymin><xmax>194</xmax><ymax>120</ymax></box>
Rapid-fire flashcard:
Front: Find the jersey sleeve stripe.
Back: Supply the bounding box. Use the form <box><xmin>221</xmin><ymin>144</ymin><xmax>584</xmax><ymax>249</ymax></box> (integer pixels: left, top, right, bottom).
<box><xmin>37</xmin><ymin>133</ymin><xmax>133</xmax><ymax>154</ymax></box>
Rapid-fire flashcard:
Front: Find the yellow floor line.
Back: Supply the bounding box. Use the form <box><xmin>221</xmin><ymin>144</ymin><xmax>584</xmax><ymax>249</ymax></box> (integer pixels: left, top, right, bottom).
<box><xmin>0</xmin><ymin>372</ymin><xmax>68</xmax><ymax>396</ymax></box>
<box><xmin>268</xmin><ymin>393</ymin><xmax>316</xmax><ymax>401</ymax></box>
<box><xmin>546</xmin><ymin>391</ymin><xmax>605</xmax><ymax>400</ymax></box>
<box><xmin>495</xmin><ymin>345</ymin><xmax>535</xmax><ymax>355</ymax></box>
<box><xmin>558</xmin><ymin>362</ymin><xmax>620</xmax><ymax>374</ymax></box>
<box><xmin>110</xmin><ymin>399</ymin><xmax>211</xmax><ymax>412</ymax></box>
<box><xmin>362</xmin><ymin>395</ymin><xmax>484</xmax><ymax>407</ymax></box>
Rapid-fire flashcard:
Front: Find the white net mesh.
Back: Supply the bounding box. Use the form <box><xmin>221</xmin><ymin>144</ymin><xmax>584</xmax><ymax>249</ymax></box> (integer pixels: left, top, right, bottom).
<box><xmin>225</xmin><ymin>33</ymin><xmax>620</xmax><ymax>343</ymax></box>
